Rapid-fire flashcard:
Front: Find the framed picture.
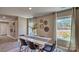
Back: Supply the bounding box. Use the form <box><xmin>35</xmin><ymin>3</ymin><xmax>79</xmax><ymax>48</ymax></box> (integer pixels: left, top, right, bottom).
<box><xmin>44</xmin><ymin>20</ymin><xmax>48</xmax><ymax>25</ymax></box>
<box><xmin>44</xmin><ymin>26</ymin><xmax>49</xmax><ymax>32</ymax></box>
<box><xmin>10</xmin><ymin>28</ymin><xmax>13</xmax><ymax>32</ymax></box>
<box><xmin>40</xmin><ymin>24</ymin><xmax>44</xmax><ymax>29</ymax></box>
<box><xmin>13</xmin><ymin>22</ymin><xmax>15</xmax><ymax>25</ymax></box>
<box><xmin>40</xmin><ymin>19</ymin><xmax>43</xmax><ymax>23</ymax></box>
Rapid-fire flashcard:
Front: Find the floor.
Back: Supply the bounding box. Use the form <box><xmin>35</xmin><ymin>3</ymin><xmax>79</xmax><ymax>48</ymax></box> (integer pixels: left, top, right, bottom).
<box><xmin>0</xmin><ymin>42</ymin><xmax>18</xmax><ymax>52</ymax></box>
<box><xmin>0</xmin><ymin>36</ymin><xmax>65</xmax><ymax>52</ymax></box>
<box><xmin>0</xmin><ymin>36</ymin><xmax>16</xmax><ymax>44</ymax></box>
<box><xmin>8</xmin><ymin>46</ymin><xmax>65</xmax><ymax>52</ymax></box>
<box><xmin>0</xmin><ymin>36</ymin><xmax>17</xmax><ymax>52</ymax></box>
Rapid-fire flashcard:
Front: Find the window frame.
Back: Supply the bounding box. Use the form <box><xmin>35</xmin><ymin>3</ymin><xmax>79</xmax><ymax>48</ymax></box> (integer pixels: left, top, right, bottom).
<box><xmin>56</xmin><ymin>15</ymin><xmax>72</xmax><ymax>42</ymax></box>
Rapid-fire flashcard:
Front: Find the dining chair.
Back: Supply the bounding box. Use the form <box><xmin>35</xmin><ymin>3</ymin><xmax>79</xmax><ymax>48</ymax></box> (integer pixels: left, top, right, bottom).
<box><xmin>19</xmin><ymin>38</ymin><xmax>28</xmax><ymax>52</ymax></box>
<box><xmin>41</xmin><ymin>41</ymin><xmax>56</xmax><ymax>52</ymax></box>
<box><xmin>28</xmin><ymin>41</ymin><xmax>39</xmax><ymax>52</ymax></box>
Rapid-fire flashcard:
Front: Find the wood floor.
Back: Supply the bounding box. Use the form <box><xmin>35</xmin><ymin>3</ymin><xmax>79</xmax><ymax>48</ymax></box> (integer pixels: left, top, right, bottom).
<box><xmin>0</xmin><ymin>36</ymin><xmax>17</xmax><ymax>52</ymax></box>
<box><xmin>0</xmin><ymin>36</ymin><xmax>65</xmax><ymax>52</ymax></box>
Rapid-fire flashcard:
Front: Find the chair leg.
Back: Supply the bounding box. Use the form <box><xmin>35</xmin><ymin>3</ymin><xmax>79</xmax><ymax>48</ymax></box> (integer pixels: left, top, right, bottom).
<box><xmin>19</xmin><ymin>45</ymin><xmax>22</xmax><ymax>52</ymax></box>
<box><xmin>19</xmin><ymin>47</ymin><xmax>21</xmax><ymax>52</ymax></box>
<box><xmin>25</xmin><ymin>46</ymin><xmax>28</xmax><ymax>52</ymax></box>
<box><xmin>40</xmin><ymin>49</ymin><xmax>43</xmax><ymax>52</ymax></box>
<box><xmin>27</xmin><ymin>47</ymin><xmax>29</xmax><ymax>52</ymax></box>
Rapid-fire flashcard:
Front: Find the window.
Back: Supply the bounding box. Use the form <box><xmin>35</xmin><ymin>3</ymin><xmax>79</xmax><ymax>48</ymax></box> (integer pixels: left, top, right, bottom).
<box><xmin>56</xmin><ymin>16</ymin><xmax>72</xmax><ymax>42</ymax></box>
<box><xmin>28</xmin><ymin>18</ymin><xmax>37</xmax><ymax>36</ymax></box>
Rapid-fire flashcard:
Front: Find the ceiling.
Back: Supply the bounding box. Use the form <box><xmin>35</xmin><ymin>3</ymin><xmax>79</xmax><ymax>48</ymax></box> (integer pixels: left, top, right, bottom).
<box><xmin>0</xmin><ymin>7</ymin><xmax>71</xmax><ymax>18</ymax></box>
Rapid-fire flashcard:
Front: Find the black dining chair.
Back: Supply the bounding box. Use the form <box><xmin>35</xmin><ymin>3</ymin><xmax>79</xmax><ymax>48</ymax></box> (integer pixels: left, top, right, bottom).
<box><xmin>41</xmin><ymin>41</ymin><xmax>56</xmax><ymax>52</ymax></box>
<box><xmin>19</xmin><ymin>38</ymin><xmax>28</xmax><ymax>52</ymax></box>
<box><xmin>28</xmin><ymin>41</ymin><xmax>39</xmax><ymax>52</ymax></box>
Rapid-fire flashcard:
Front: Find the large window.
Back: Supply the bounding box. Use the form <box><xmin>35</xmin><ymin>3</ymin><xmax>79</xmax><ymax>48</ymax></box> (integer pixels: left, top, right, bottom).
<box><xmin>28</xmin><ymin>18</ymin><xmax>34</xmax><ymax>36</ymax></box>
<box><xmin>56</xmin><ymin>16</ymin><xmax>72</xmax><ymax>42</ymax></box>
<box><xmin>28</xmin><ymin>18</ymin><xmax>37</xmax><ymax>36</ymax></box>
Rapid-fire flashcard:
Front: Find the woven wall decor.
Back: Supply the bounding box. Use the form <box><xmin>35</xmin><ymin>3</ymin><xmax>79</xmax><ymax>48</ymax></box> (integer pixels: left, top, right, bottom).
<box><xmin>40</xmin><ymin>24</ymin><xmax>44</xmax><ymax>29</ymax></box>
<box><xmin>40</xmin><ymin>19</ymin><xmax>43</xmax><ymax>23</ymax></box>
<box><xmin>44</xmin><ymin>26</ymin><xmax>49</xmax><ymax>32</ymax></box>
<box><xmin>44</xmin><ymin>20</ymin><xmax>48</xmax><ymax>25</ymax></box>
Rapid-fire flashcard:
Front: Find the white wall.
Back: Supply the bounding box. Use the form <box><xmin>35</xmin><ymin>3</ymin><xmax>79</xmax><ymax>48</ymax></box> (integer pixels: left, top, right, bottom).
<box><xmin>18</xmin><ymin>17</ymin><xmax>27</xmax><ymax>36</ymax></box>
<box><xmin>0</xmin><ymin>22</ymin><xmax>9</xmax><ymax>35</ymax></box>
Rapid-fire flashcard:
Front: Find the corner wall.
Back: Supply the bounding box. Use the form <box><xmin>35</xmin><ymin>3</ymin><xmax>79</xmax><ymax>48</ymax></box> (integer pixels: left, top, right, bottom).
<box><xmin>33</xmin><ymin>13</ymin><xmax>56</xmax><ymax>40</ymax></box>
<box><xmin>18</xmin><ymin>17</ymin><xmax>27</xmax><ymax>36</ymax></box>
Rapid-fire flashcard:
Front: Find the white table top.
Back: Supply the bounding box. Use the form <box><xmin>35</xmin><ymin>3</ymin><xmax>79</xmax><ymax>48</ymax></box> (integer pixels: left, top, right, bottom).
<box><xmin>19</xmin><ymin>36</ymin><xmax>53</xmax><ymax>45</ymax></box>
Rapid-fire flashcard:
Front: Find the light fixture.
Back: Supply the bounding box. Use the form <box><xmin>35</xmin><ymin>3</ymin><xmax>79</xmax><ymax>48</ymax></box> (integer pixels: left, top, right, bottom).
<box><xmin>29</xmin><ymin>7</ymin><xmax>32</xmax><ymax>10</ymax></box>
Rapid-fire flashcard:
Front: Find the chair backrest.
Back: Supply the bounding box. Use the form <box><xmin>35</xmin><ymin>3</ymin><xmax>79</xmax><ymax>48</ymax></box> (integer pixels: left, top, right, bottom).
<box><xmin>28</xmin><ymin>42</ymin><xmax>36</xmax><ymax>49</ymax></box>
<box><xmin>43</xmin><ymin>41</ymin><xmax>56</xmax><ymax>52</ymax></box>
<box><xmin>19</xmin><ymin>38</ymin><xmax>27</xmax><ymax>46</ymax></box>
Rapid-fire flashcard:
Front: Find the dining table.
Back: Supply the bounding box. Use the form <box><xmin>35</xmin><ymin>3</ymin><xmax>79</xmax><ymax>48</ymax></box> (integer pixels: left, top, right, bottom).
<box><xmin>19</xmin><ymin>35</ymin><xmax>54</xmax><ymax>50</ymax></box>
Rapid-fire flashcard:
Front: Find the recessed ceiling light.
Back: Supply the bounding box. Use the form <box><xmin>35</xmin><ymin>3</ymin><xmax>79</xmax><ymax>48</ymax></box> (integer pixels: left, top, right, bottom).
<box><xmin>29</xmin><ymin>7</ymin><xmax>32</xmax><ymax>10</ymax></box>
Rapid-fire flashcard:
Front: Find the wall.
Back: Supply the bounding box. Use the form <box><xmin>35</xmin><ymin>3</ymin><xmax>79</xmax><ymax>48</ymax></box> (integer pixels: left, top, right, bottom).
<box><xmin>0</xmin><ymin>16</ymin><xmax>27</xmax><ymax>39</ymax></box>
<box><xmin>57</xmin><ymin>9</ymin><xmax>73</xmax><ymax>17</ymax></box>
<box><xmin>33</xmin><ymin>13</ymin><xmax>56</xmax><ymax>40</ymax></box>
<box><xmin>75</xmin><ymin>8</ymin><xmax>79</xmax><ymax>51</ymax></box>
<box><xmin>14</xmin><ymin>17</ymin><xmax>18</xmax><ymax>38</ymax></box>
<box><xmin>0</xmin><ymin>17</ymin><xmax>18</xmax><ymax>39</ymax></box>
<box><xmin>0</xmin><ymin>22</ymin><xmax>9</xmax><ymax>35</ymax></box>
<box><xmin>27</xmin><ymin>8</ymin><xmax>76</xmax><ymax>51</ymax></box>
<box><xmin>32</xmin><ymin>8</ymin><xmax>76</xmax><ymax>51</ymax></box>
<box><xmin>18</xmin><ymin>17</ymin><xmax>27</xmax><ymax>36</ymax></box>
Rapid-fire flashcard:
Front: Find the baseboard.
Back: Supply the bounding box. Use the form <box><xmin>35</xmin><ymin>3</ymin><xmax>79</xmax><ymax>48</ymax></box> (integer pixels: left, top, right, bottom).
<box><xmin>7</xmin><ymin>35</ymin><xmax>17</xmax><ymax>40</ymax></box>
